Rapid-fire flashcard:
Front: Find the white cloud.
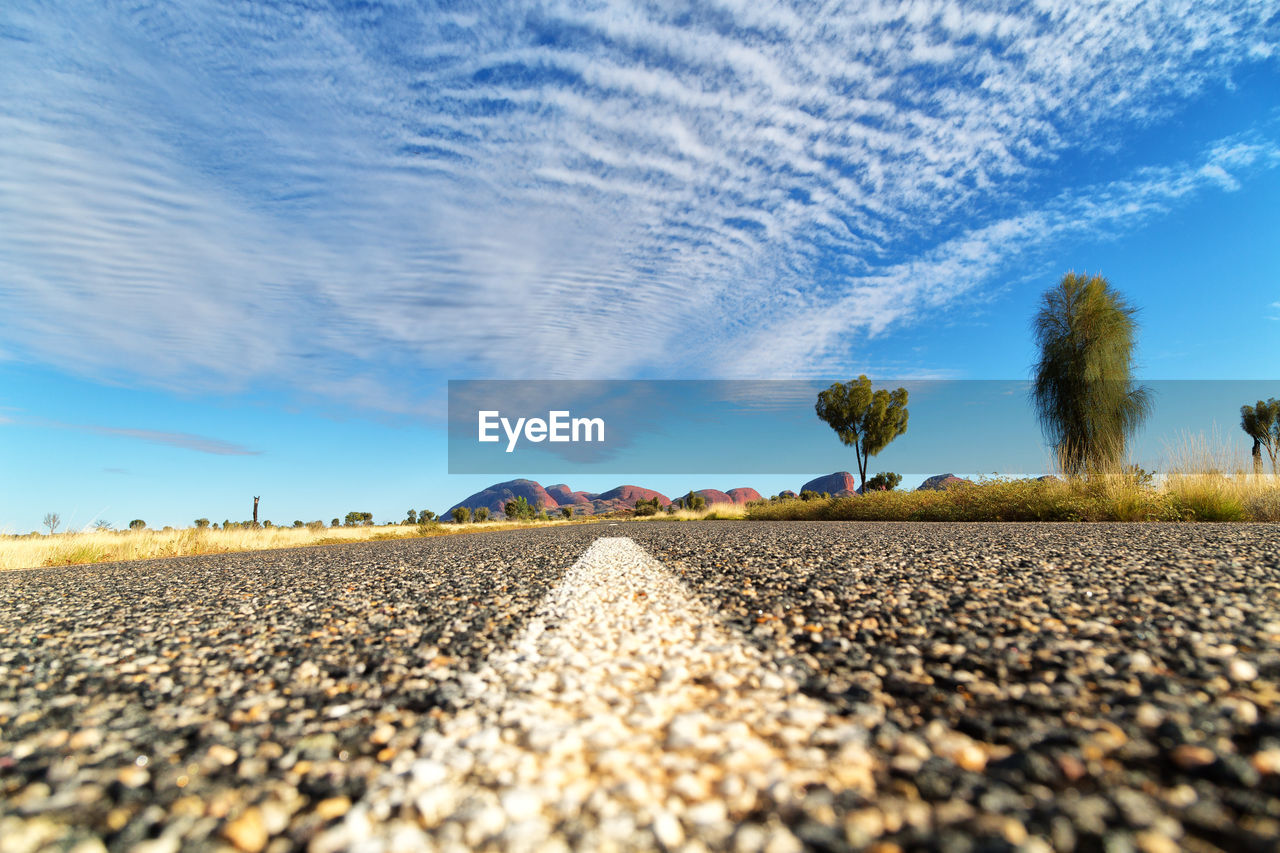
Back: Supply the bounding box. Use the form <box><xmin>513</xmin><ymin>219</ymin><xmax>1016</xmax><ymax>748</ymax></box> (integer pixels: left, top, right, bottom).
<box><xmin>0</xmin><ymin>0</ymin><xmax>1277</xmax><ymax>407</ymax></box>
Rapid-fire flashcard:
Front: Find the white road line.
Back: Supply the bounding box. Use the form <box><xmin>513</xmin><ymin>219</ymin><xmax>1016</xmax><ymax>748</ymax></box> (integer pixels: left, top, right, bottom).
<box><xmin>317</xmin><ymin>537</ymin><xmax>874</xmax><ymax>852</ymax></box>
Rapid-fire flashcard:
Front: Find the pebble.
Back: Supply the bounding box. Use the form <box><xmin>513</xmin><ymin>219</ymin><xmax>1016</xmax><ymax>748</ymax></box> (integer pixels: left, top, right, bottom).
<box><xmin>2</xmin><ymin>522</ymin><xmax>1278</xmax><ymax>851</ymax></box>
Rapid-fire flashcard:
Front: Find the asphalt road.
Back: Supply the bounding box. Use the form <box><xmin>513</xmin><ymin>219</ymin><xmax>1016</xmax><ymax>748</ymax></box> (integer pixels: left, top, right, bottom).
<box><xmin>1</xmin><ymin>522</ymin><xmax>1278</xmax><ymax>852</ymax></box>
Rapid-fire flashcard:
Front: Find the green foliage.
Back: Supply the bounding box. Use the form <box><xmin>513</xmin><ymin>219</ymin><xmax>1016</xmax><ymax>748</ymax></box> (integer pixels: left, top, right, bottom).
<box><xmin>128</xmin><ymin>519</ymin><xmax>146</xmax><ymax>530</ymax></box>
<box><xmin>1032</xmin><ymin>273</ymin><xmax>1151</xmax><ymax>478</ymax></box>
<box><xmin>1241</xmin><ymin>398</ymin><xmax>1280</xmax><ymax>474</ymax></box>
<box><xmin>420</xmin><ymin>510</ymin><xmax>437</xmax><ymax>522</ymax></box>
<box><xmin>331</xmin><ymin>518</ymin><xmax>340</xmax><ymax>528</ymax></box>
<box><xmin>194</xmin><ymin>518</ymin><xmax>210</xmax><ymax>529</ymax></box>
<box><xmin>292</xmin><ymin>520</ymin><xmax>304</xmax><ymax>528</ymax></box>
<box><xmin>865</xmin><ymin>472</ymin><xmax>902</xmax><ymax>492</ymax></box>
<box><xmin>748</xmin><ymin>477</ymin><xmax>1180</xmax><ymax>522</ymax></box>
<box><xmin>504</xmin><ymin>496</ymin><xmax>535</xmax><ymax>520</ymax></box>
<box><xmin>451</xmin><ymin>506</ymin><xmax>472</xmax><ymax>524</ymax></box>
<box><xmin>561</xmin><ymin>506</ymin><xmax>574</xmax><ymax>519</ymax></box>
<box><xmin>344</xmin><ymin>511</ymin><xmax>373</xmax><ymax>526</ymax></box>
<box><xmin>406</xmin><ymin>509</ymin><xmax>418</xmax><ymax>525</ymax></box>
<box><xmin>306</xmin><ymin>520</ymin><xmax>326</xmax><ymax>531</ymax></box>
<box><xmin>474</xmin><ymin>507</ymin><xmax>490</xmax><ymax>522</ymax></box>
<box><xmin>633</xmin><ymin>496</ymin><xmax>662</xmax><ymax>516</ymax></box>
<box><xmin>815</xmin><ymin>375</ymin><xmax>910</xmax><ymax>493</ymax></box>
<box><xmin>673</xmin><ymin>491</ymin><xmax>706</xmax><ymax>511</ymax></box>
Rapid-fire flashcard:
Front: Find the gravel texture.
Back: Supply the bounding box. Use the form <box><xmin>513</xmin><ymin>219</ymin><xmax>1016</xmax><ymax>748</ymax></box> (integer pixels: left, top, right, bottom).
<box><xmin>315</xmin><ymin>537</ymin><xmax>873</xmax><ymax>853</ymax></box>
<box><xmin>628</xmin><ymin>521</ymin><xmax>1280</xmax><ymax>852</ymax></box>
<box><xmin>0</xmin><ymin>529</ymin><xmax>598</xmax><ymax>852</ymax></box>
<box><xmin>2</xmin><ymin>521</ymin><xmax>1279</xmax><ymax>852</ymax></box>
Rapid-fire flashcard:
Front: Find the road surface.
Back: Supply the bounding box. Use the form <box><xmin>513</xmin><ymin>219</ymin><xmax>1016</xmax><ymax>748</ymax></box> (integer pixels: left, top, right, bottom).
<box><xmin>2</xmin><ymin>522</ymin><xmax>1278</xmax><ymax>851</ymax></box>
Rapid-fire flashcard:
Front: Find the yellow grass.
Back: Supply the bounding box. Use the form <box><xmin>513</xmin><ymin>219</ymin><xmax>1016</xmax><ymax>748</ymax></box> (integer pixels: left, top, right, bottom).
<box><xmin>0</xmin><ymin>519</ymin><xmax>589</xmax><ymax>572</ymax></box>
<box><xmin>636</xmin><ymin>502</ymin><xmax>748</xmax><ymax>521</ymax></box>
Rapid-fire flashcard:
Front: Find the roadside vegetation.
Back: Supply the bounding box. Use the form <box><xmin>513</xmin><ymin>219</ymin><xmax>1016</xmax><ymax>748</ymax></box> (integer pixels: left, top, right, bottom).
<box><xmin>746</xmin><ymin>468</ymin><xmax>1280</xmax><ymax>523</ymax></box>
<box><xmin>768</xmin><ymin>272</ymin><xmax>1280</xmax><ymax>523</ymax></box>
<box><xmin>0</xmin><ymin>513</ymin><xmax>595</xmax><ymax>572</ymax></box>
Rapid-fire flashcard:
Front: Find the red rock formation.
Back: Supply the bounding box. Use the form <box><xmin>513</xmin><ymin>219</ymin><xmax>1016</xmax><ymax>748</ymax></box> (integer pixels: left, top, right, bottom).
<box><xmin>800</xmin><ymin>472</ymin><xmax>858</xmax><ymax>496</ymax></box>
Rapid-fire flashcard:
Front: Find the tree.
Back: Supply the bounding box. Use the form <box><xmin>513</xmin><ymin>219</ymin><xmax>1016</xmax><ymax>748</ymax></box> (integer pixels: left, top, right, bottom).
<box><xmin>474</xmin><ymin>507</ymin><xmax>490</xmax><ymax>522</ymax></box>
<box><xmin>293</xmin><ymin>520</ymin><xmax>304</xmax><ymax>528</ymax></box>
<box><xmin>1031</xmin><ymin>273</ymin><xmax>1150</xmax><ymax>478</ymax></box>
<box><xmin>865</xmin><ymin>472</ymin><xmax>902</xmax><ymax>492</ymax></box>
<box><xmin>93</xmin><ymin>519</ymin><xmax>112</xmax><ymax>531</ymax></box>
<box><xmin>561</xmin><ymin>506</ymin><xmax>574</xmax><ymax>519</ymax></box>
<box><xmin>331</xmin><ymin>518</ymin><xmax>340</xmax><ymax>527</ymax></box>
<box><xmin>344</xmin><ymin>511</ymin><xmax>373</xmax><ymax>526</ymax></box>
<box><xmin>633</xmin><ymin>497</ymin><xmax>661</xmax><ymax>516</ymax></box>
<box><xmin>1241</xmin><ymin>399</ymin><xmax>1280</xmax><ymax>474</ymax></box>
<box><xmin>128</xmin><ymin>519</ymin><xmax>146</xmax><ymax>530</ymax></box>
<box><xmin>504</xmin><ymin>496</ymin><xmax>534</xmax><ymax>520</ymax></box>
<box><xmin>815</xmin><ymin>375</ymin><xmax>910</xmax><ymax>493</ymax></box>
<box><xmin>451</xmin><ymin>506</ymin><xmax>471</xmax><ymax>524</ymax></box>
<box><xmin>42</xmin><ymin>513</ymin><xmax>61</xmax><ymax>535</ymax></box>
<box><xmin>194</xmin><ymin>518</ymin><xmax>210</xmax><ymax>529</ymax></box>
<box><xmin>419</xmin><ymin>510</ymin><xmax>437</xmax><ymax>523</ymax></box>
<box><xmin>405</xmin><ymin>509</ymin><xmax>418</xmax><ymax>525</ymax></box>
<box><xmin>672</xmin><ymin>491</ymin><xmax>705</xmax><ymax>511</ymax></box>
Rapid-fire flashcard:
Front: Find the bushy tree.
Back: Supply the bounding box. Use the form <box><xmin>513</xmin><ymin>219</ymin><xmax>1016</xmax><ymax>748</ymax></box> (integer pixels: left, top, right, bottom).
<box><xmin>561</xmin><ymin>506</ymin><xmax>574</xmax><ymax>519</ymax></box>
<box><xmin>128</xmin><ymin>519</ymin><xmax>146</xmax><ymax>530</ymax></box>
<box><xmin>1241</xmin><ymin>398</ymin><xmax>1280</xmax><ymax>474</ymax></box>
<box><xmin>344</xmin><ymin>511</ymin><xmax>373</xmax><ymax>526</ymax></box>
<box><xmin>331</xmin><ymin>518</ymin><xmax>340</xmax><ymax>528</ymax></box>
<box><xmin>451</xmin><ymin>506</ymin><xmax>471</xmax><ymax>524</ymax></box>
<box><xmin>474</xmin><ymin>507</ymin><xmax>490</xmax><ymax>522</ymax></box>
<box><xmin>42</xmin><ymin>512</ymin><xmax>60</xmax><ymax>535</ymax></box>
<box><xmin>865</xmin><ymin>472</ymin><xmax>902</xmax><ymax>492</ymax></box>
<box><xmin>633</xmin><ymin>497</ymin><xmax>662</xmax><ymax>516</ymax></box>
<box><xmin>673</xmin><ymin>491</ymin><xmax>705</xmax><ymax>511</ymax></box>
<box><xmin>1032</xmin><ymin>273</ymin><xmax>1150</xmax><ymax>477</ymax></box>
<box><xmin>815</xmin><ymin>375</ymin><xmax>910</xmax><ymax>493</ymax></box>
<box><xmin>194</xmin><ymin>518</ymin><xmax>210</xmax><ymax>529</ymax></box>
<box><xmin>419</xmin><ymin>510</ymin><xmax>438</xmax><ymax>523</ymax></box>
<box><xmin>405</xmin><ymin>509</ymin><xmax>418</xmax><ymax>525</ymax></box>
<box><xmin>292</xmin><ymin>520</ymin><xmax>304</xmax><ymax>528</ymax></box>
<box><xmin>504</xmin><ymin>496</ymin><xmax>534</xmax><ymax>520</ymax></box>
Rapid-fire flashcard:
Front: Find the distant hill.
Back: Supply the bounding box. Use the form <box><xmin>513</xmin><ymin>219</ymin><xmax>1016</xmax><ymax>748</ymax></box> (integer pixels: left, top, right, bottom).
<box><xmin>447</xmin><ymin>480</ymin><xmax>763</xmax><ymax>518</ymax></box>
<box><xmin>446</xmin><ymin>479</ymin><xmax>558</xmax><ymax>517</ymax></box>
<box><xmin>800</xmin><ymin>472</ymin><xmax>858</xmax><ymax>496</ymax></box>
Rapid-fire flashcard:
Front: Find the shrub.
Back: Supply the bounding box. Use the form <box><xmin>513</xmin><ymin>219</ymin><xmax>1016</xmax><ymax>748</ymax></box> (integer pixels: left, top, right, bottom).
<box><xmin>331</xmin><ymin>518</ymin><xmax>341</xmax><ymax>528</ymax></box>
<box><xmin>865</xmin><ymin>472</ymin><xmax>902</xmax><ymax>492</ymax></box>
<box><xmin>561</xmin><ymin>506</ymin><xmax>574</xmax><ymax>519</ymax></box>
<box><xmin>420</xmin><ymin>510</ymin><xmax>438</xmax><ymax>522</ymax></box>
<box><xmin>504</xmin><ymin>496</ymin><xmax>535</xmax><ymax>520</ymax></box>
<box><xmin>194</xmin><ymin>518</ymin><xmax>210</xmax><ymax>529</ymax></box>
<box><xmin>451</xmin><ymin>506</ymin><xmax>472</xmax><ymax>524</ymax></box>
<box><xmin>344</xmin><ymin>511</ymin><xmax>373</xmax><ymax>526</ymax></box>
<box><xmin>306</xmin><ymin>520</ymin><xmax>326</xmax><ymax>531</ymax></box>
<box><xmin>474</xmin><ymin>507</ymin><xmax>490</xmax><ymax>522</ymax></box>
<box><xmin>634</xmin><ymin>497</ymin><xmax>662</xmax><ymax>516</ymax></box>
<box><xmin>128</xmin><ymin>519</ymin><xmax>146</xmax><ymax>530</ymax></box>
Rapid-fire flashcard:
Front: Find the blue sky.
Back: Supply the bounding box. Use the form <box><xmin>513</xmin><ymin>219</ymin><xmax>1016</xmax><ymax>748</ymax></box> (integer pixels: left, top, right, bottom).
<box><xmin>2</xmin><ymin>1</ymin><xmax>1278</xmax><ymax>532</ymax></box>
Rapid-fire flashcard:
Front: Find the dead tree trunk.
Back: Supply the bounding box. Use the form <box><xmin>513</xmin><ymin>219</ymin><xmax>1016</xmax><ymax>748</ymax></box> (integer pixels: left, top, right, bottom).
<box><xmin>253</xmin><ymin>496</ymin><xmax>260</xmax><ymax>525</ymax></box>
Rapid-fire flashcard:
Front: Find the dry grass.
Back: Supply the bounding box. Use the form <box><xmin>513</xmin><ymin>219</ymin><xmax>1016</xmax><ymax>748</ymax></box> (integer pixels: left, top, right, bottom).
<box><xmin>747</xmin><ymin>434</ymin><xmax>1280</xmax><ymax>524</ymax></box>
<box><xmin>0</xmin><ymin>518</ymin><xmax>588</xmax><ymax>572</ymax></box>
<box><xmin>649</xmin><ymin>502</ymin><xmax>748</xmax><ymax>521</ymax></box>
